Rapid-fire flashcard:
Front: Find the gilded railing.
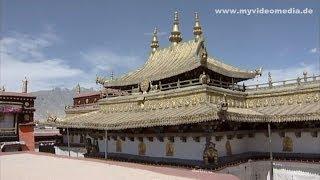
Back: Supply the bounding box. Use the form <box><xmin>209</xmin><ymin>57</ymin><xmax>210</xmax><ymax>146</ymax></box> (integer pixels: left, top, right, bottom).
<box><xmin>246</xmin><ymin>74</ymin><xmax>320</xmax><ymax>91</ymax></box>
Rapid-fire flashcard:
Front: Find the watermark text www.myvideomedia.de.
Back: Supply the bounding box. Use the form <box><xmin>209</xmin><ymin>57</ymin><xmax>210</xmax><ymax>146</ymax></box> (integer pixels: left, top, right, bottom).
<box><xmin>214</xmin><ymin>8</ymin><xmax>314</xmax><ymax>16</ymax></box>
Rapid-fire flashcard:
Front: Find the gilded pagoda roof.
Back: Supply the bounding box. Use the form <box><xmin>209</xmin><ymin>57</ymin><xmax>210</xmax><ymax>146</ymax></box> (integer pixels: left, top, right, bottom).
<box><xmin>46</xmin><ymin>80</ymin><xmax>320</xmax><ymax>130</ymax></box>
<box><xmin>104</xmin><ymin>39</ymin><xmax>257</xmax><ymax>87</ymax></box>
<box><xmin>44</xmin><ymin>100</ymin><xmax>320</xmax><ymax>130</ymax></box>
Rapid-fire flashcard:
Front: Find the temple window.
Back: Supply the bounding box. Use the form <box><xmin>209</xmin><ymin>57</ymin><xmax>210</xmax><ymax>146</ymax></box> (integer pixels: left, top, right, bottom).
<box><xmin>180</xmin><ymin>136</ymin><xmax>187</xmax><ymax>142</ymax></box>
<box><xmin>168</xmin><ymin>137</ymin><xmax>174</xmax><ymax>143</ymax></box>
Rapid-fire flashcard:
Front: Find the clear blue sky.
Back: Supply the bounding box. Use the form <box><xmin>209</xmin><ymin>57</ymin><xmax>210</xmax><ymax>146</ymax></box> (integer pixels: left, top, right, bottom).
<box><xmin>1</xmin><ymin>0</ymin><xmax>319</xmax><ymax>91</ymax></box>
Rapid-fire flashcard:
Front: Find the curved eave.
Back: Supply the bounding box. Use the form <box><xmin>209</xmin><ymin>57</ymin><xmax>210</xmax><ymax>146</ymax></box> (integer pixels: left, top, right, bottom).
<box><xmin>206</xmin><ymin>57</ymin><xmax>257</xmax><ymax>80</ymax></box>
<box><xmin>42</xmin><ymin>102</ymin><xmax>319</xmax><ymax>130</ymax></box>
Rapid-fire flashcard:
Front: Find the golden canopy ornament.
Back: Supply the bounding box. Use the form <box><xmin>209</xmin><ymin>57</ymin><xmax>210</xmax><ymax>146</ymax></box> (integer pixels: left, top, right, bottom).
<box><xmin>140</xmin><ymin>79</ymin><xmax>150</xmax><ymax>93</ymax></box>
<box><xmin>199</xmin><ymin>72</ymin><xmax>210</xmax><ymax>84</ymax></box>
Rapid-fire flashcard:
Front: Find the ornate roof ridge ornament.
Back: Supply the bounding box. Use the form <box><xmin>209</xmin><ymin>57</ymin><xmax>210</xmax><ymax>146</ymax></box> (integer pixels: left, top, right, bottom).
<box><xmin>221</xmin><ymin>94</ymin><xmax>228</xmax><ymax>111</ymax></box>
<box><xmin>96</xmin><ymin>76</ymin><xmax>108</xmax><ymax>86</ymax></box>
<box><xmin>255</xmin><ymin>67</ymin><xmax>263</xmax><ymax>76</ymax></box>
<box><xmin>150</xmin><ymin>27</ymin><xmax>159</xmax><ymax>53</ymax></box>
<box><xmin>140</xmin><ymin>79</ymin><xmax>151</xmax><ymax>94</ymax></box>
<box><xmin>193</xmin><ymin>12</ymin><xmax>203</xmax><ymax>42</ymax></box>
<box><xmin>169</xmin><ymin>11</ymin><xmax>182</xmax><ymax>45</ymax></box>
<box><xmin>303</xmin><ymin>70</ymin><xmax>308</xmax><ymax>82</ymax></box>
<box><xmin>0</xmin><ymin>86</ymin><xmax>5</xmax><ymax>92</ymax></box>
<box><xmin>199</xmin><ymin>71</ymin><xmax>210</xmax><ymax>84</ymax></box>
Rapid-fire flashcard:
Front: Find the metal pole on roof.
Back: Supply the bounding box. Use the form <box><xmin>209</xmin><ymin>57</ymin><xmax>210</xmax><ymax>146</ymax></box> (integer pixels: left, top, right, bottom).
<box><xmin>67</xmin><ymin>127</ymin><xmax>70</xmax><ymax>157</ymax></box>
<box><xmin>104</xmin><ymin>130</ymin><xmax>108</xmax><ymax>159</ymax></box>
<box><xmin>268</xmin><ymin>123</ymin><xmax>274</xmax><ymax>180</ymax></box>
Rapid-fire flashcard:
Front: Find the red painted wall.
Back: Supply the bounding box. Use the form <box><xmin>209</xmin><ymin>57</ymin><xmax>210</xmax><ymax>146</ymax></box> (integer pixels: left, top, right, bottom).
<box><xmin>19</xmin><ymin>124</ymin><xmax>35</xmax><ymax>151</ymax></box>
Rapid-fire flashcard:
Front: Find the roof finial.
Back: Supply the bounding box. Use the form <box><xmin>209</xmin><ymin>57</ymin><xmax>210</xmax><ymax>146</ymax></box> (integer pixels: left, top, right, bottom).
<box><xmin>150</xmin><ymin>27</ymin><xmax>159</xmax><ymax>53</ymax></box>
<box><xmin>303</xmin><ymin>70</ymin><xmax>308</xmax><ymax>82</ymax></box>
<box><xmin>111</xmin><ymin>71</ymin><xmax>114</xmax><ymax>80</ymax></box>
<box><xmin>169</xmin><ymin>11</ymin><xmax>182</xmax><ymax>45</ymax></box>
<box><xmin>193</xmin><ymin>12</ymin><xmax>203</xmax><ymax>41</ymax></box>
<box><xmin>0</xmin><ymin>86</ymin><xmax>5</xmax><ymax>92</ymax></box>
<box><xmin>76</xmin><ymin>83</ymin><xmax>81</xmax><ymax>94</ymax></box>
<box><xmin>268</xmin><ymin>72</ymin><xmax>272</xmax><ymax>87</ymax></box>
<box><xmin>22</xmin><ymin>77</ymin><xmax>28</xmax><ymax>93</ymax></box>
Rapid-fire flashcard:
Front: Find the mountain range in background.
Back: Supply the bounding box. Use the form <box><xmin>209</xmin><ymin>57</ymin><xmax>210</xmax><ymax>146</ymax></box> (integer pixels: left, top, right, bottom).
<box><xmin>31</xmin><ymin>87</ymin><xmax>95</xmax><ymax>121</ymax></box>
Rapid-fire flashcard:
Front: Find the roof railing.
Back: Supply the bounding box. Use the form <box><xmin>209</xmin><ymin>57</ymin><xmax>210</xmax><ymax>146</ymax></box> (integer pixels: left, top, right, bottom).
<box><xmin>246</xmin><ymin>74</ymin><xmax>320</xmax><ymax>91</ymax></box>
<box><xmin>65</xmin><ymin>103</ymin><xmax>99</xmax><ymax>110</ymax></box>
<box><xmin>105</xmin><ymin>78</ymin><xmax>245</xmax><ymax>98</ymax></box>
<box><xmin>159</xmin><ymin>78</ymin><xmax>202</xmax><ymax>91</ymax></box>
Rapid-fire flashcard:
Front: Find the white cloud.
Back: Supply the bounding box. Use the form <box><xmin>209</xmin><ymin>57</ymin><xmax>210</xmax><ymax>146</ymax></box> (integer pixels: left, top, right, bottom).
<box><xmin>310</xmin><ymin>48</ymin><xmax>318</xmax><ymax>54</ymax></box>
<box><xmin>0</xmin><ymin>29</ymin><xmax>142</xmax><ymax>92</ymax></box>
<box><xmin>0</xmin><ymin>30</ymin><xmax>88</xmax><ymax>92</ymax></box>
<box><xmin>244</xmin><ymin>61</ymin><xmax>320</xmax><ymax>85</ymax></box>
<box><xmin>80</xmin><ymin>48</ymin><xmax>143</xmax><ymax>76</ymax></box>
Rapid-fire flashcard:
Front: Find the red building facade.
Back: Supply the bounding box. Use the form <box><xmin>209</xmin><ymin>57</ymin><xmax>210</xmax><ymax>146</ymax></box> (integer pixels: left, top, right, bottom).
<box><xmin>0</xmin><ymin>79</ymin><xmax>36</xmax><ymax>152</ymax></box>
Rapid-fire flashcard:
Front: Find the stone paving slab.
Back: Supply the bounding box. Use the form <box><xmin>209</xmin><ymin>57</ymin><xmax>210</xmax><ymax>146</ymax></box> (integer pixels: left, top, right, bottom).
<box><xmin>0</xmin><ymin>152</ymin><xmax>238</xmax><ymax>180</ymax></box>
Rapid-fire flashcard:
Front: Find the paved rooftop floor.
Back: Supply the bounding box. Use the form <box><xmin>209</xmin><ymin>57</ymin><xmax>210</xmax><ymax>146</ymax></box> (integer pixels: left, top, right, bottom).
<box><xmin>0</xmin><ymin>152</ymin><xmax>238</xmax><ymax>180</ymax></box>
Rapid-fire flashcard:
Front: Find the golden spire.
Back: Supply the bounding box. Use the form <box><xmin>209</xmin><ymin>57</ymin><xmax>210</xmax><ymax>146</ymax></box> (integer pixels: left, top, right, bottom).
<box><xmin>193</xmin><ymin>12</ymin><xmax>202</xmax><ymax>41</ymax></box>
<box><xmin>169</xmin><ymin>11</ymin><xmax>182</xmax><ymax>45</ymax></box>
<box><xmin>150</xmin><ymin>27</ymin><xmax>159</xmax><ymax>53</ymax></box>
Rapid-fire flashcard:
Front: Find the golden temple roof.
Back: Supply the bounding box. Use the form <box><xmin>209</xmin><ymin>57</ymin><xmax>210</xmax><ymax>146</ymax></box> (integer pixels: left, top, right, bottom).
<box><xmin>46</xmin><ymin>79</ymin><xmax>320</xmax><ymax>130</ymax></box>
<box><xmin>45</xmin><ymin>100</ymin><xmax>320</xmax><ymax>130</ymax></box>
<box><xmin>104</xmin><ymin>39</ymin><xmax>257</xmax><ymax>87</ymax></box>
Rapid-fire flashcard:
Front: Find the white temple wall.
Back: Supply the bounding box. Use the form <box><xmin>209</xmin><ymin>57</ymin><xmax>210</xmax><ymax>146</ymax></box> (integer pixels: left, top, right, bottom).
<box><xmin>145</xmin><ymin>138</ymin><xmax>165</xmax><ymax>157</ymax></box>
<box><xmin>122</xmin><ymin>138</ymin><xmax>138</xmax><ymax>155</ymax></box>
<box><xmin>247</xmin><ymin>133</ymin><xmax>268</xmax><ymax>152</ymax></box>
<box><xmin>173</xmin><ymin>137</ymin><xmax>206</xmax><ymax>160</ymax></box>
<box><xmin>108</xmin><ymin>138</ymin><xmax>117</xmax><ymax>153</ymax></box>
<box><xmin>246</xmin><ymin>132</ymin><xmax>320</xmax><ymax>154</ymax></box>
<box><xmin>54</xmin><ymin>146</ymin><xmax>85</xmax><ymax>158</ymax></box>
<box><xmin>71</xmin><ymin>135</ymin><xmax>80</xmax><ymax>144</ymax></box>
<box><xmin>62</xmin><ymin>134</ymin><xmax>81</xmax><ymax>144</ymax></box>
<box><xmin>98</xmin><ymin>139</ymin><xmax>106</xmax><ymax>152</ymax></box>
<box><xmin>219</xmin><ymin>160</ymin><xmax>320</xmax><ymax>180</ymax></box>
<box><xmin>291</xmin><ymin>132</ymin><xmax>320</xmax><ymax>153</ymax></box>
<box><xmin>105</xmin><ymin>136</ymin><xmax>248</xmax><ymax>160</ymax></box>
<box><xmin>214</xmin><ymin>136</ymin><xmax>248</xmax><ymax>157</ymax></box>
<box><xmin>63</xmin><ymin>130</ymin><xmax>320</xmax><ymax>160</ymax></box>
<box><xmin>63</xmin><ymin>135</ymin><xmax>67</xmax><ymax>144</ymax></box>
